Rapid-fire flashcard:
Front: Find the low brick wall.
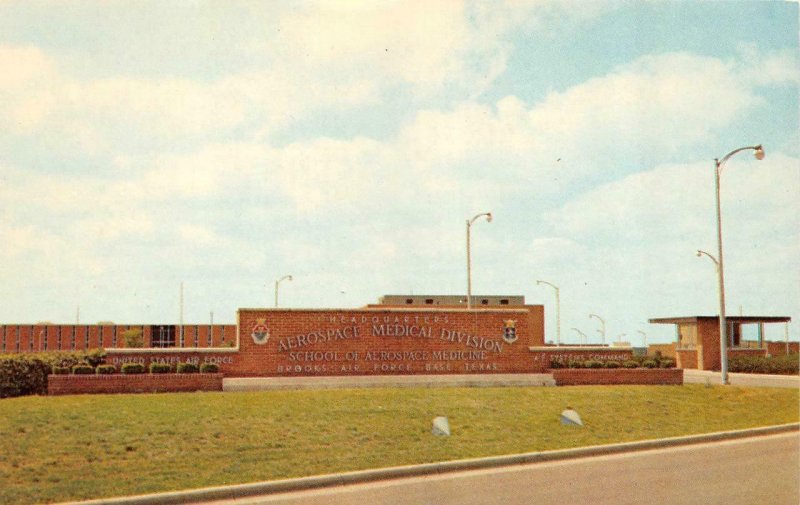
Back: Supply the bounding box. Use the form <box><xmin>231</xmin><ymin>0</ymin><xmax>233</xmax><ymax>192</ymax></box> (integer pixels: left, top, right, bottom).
<box><xmin>530</xmin><ymin>346</ymin><xmax>633</xmax><ymax>372</ymax></box>
<box><xmin>552</xmin><ymin>368</ymin><xmax>683</xmax><ymax>386</ymax></box>
<box><xmin>48</xmin><ymin>373</ymin><xmax>223</xmax><ymax>396</ymax></box>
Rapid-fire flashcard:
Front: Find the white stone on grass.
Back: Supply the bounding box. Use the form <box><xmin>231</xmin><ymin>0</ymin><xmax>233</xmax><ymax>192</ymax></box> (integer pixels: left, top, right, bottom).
<box><xmin>560</xmin><ymin>408</ymin><xmax>583</xmax><ymax>426</ymax></box>
<box><xmin>431</xmin><ymin>416</ymin><xmax>450</xmax><ymax>436</ymax></box>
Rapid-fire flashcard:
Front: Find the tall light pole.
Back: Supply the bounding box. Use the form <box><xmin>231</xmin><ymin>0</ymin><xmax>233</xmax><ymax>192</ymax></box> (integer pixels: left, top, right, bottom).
<box><xmin>274</xmin><ymin>275</ymin><xmax>293</xmax><ymax>308</ymax></box>
<box><xmin>536</xmin><ymin>280</ymin><xmax>561</xmax><ymax>346</ymax></box>
<box><xmin>710</xmin><ymin>144</ymin><xmax>764</xmax><ymax>385</ymax></box>
<box><xmin>638</xmin><ymin>330</ymin><xmax>647</xmax><ymax>347</ymax></box>
<box><xmin>466</xmin><ymin>212</ymin><xmax>492</xmax><ymax>310</ymax></box>
<box><xmin>571</xmin><ymin>328</ymin><xmax>588</xmax><ymax>345</ymax></box>
<box><xmin>179</xmin><ymin>281</ymin><xmax>184</xmax><ymax>347</ymax></box>
<box><xmin>589</xmin><ymin>313</ymin><xmax>605</xmax><ymax>344</ymax></box>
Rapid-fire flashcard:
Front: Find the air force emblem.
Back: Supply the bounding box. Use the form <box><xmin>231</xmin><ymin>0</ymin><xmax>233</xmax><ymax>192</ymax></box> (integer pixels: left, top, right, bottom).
<box><xmin>503</xmin><ymin>320</ymin><xmax>518</xmax><ymax>344</ymax></box>
<box><xmin>251</xmin><ymin>318</ymin><xmax>270</xmax><ymax>345</ymax></box>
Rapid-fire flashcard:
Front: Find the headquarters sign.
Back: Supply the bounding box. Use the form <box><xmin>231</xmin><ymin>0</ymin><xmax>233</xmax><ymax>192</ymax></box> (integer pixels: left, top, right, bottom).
<box><xmin>234</xmin><ymin>307</ymin><xmax>544</xmax><ymax>376</ymax></box>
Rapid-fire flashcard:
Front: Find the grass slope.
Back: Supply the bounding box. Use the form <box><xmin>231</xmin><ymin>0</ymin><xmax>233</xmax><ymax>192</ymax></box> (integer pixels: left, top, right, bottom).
<box><xmin>0</xmin><ymin>385</ymin><xmax>797</xmax><ymax>504</ymax></box>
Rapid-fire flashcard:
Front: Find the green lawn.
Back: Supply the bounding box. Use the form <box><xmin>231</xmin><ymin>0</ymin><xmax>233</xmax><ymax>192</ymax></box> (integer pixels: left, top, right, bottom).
<box><xmin>1</xmin><ymin>385</ymin><xmax>797</xmax><ymax>504</ymax></box>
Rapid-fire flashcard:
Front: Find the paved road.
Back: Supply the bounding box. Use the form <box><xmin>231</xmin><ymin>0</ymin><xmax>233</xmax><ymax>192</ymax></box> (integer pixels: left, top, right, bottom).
<box><xmin>205</xmin><ymin>432</ymin><xmax>799</xmax><ymax>505</ymax></box>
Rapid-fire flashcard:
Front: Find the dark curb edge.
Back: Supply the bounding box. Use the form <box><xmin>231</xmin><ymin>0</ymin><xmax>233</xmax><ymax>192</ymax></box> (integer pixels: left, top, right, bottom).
<box><xmin>60</xmin><ymin>422</ymin><xmax>799</xmax><ymax>505</ymax></box>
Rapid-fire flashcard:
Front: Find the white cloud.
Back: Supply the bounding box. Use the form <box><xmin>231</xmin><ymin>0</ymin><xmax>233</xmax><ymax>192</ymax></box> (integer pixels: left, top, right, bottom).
<box><xmin>534</xmin><ymin>154</ymin><xmax>799</xmax><ymax>340</ymax></box>
<box><xmin>529</xmin><ymin>52</ymin><xmax>762</xmax><ymax>161</ymax></box>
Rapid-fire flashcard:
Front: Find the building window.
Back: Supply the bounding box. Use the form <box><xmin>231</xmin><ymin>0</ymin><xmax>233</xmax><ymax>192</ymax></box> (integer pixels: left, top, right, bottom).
<box><xmin>151</xmin><ymin>325</ymin><xmax>176</xmax><ymax>348</ymax></box>
<box><xmin>17</xmin><ymin>326</ymin><xmax>21</xmax><ymax>353</ymax></box>
<box><xmin>481</xmin><ymin>299</ymin><xmax>489</xmax><ymax>305</ymax></box>
<box><xmin>405</xmin><ymin>299</ymin><xmax>413</xmax><ymax>304</ymax></box>
<box><xmin>425</xmin><ymin>299</ymin><xmax>434</xmax><ymax>305</ymax></box>
<box><xmin>208</xmin><ymin>325</ymin><xmax>213</xmax><ymax>347</ymax></box>
<box><xmin>500</xmin><ymin>299</ymin><xmax>509</xmax><ymax>305</ymax></box>
<box><xmin>194</xmin><ymin>325</ymin><xmax>199</xmax><ymax>348</ymax></box>
<box><xmin>112</xmin><ymin>327</ymin><xmax>117</xmax><ymax>348</ymax></box>
<box><xmin>57</xmin><ymin>327</ymin><xmax>62</xmax><ymax>350</ymax></box>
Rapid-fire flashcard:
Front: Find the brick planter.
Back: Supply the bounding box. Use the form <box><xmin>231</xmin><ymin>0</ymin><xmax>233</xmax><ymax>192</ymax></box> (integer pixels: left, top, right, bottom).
<box><xmin>48</xmin><ymin>373</ymin><xmax>223</xmax><ymax>396</ymax></box>
<box><xmin>552</xmin><ymin>368</ymin><xmax>683</xmax><ymax>386</ymax></box>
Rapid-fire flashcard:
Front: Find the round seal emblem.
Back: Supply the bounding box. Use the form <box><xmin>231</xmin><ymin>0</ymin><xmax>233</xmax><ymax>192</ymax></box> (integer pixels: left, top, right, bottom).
<box><xmin>251</xmin><ymin>318</ymin><xmax>270</xmax><ymax>345</ymax></box>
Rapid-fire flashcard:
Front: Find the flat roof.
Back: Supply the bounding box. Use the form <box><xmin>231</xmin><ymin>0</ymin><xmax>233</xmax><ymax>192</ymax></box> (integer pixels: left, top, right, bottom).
<box><xmin>378</xmin><ymin>295</ymin><xmax>525</xmax><ymax>306</ymax></box>
<box><xmin>649</xmin><ymin>316</ymin><xmax>791</xmax><ymax>325</ymax></box>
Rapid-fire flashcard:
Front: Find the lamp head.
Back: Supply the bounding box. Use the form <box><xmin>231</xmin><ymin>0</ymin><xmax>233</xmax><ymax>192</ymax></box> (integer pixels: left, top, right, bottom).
<box><xmin>754</xmin><ymin>145</ymin><xmax>765</xmax><ymax>160</ymax></box>
<box><xmin>696</xmin><ymin>250</ymin><xmax>702</xmax><ymax>257</ymax></box>
<box><xmin>485</xmin><ymin>212</ymin><xmax>492</xmax><ymax>223</ymax></box>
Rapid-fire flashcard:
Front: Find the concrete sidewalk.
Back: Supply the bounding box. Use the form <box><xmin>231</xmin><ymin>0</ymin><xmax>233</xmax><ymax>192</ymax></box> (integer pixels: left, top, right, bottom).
<box><xmin>684</xmin><ymin>369</ymin><xmax>800</xmax><ymax>388</ymax></box>
<box><xmin>223</xmin><ymin>373</ymin><xmax>556</xmax><ymax>391</ymax></box>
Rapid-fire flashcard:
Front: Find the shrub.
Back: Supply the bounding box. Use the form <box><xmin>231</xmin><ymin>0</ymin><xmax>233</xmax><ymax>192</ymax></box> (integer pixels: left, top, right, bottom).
<box><xmin>584</xmin><ymin>360</ymin><xmax>603</xmax><ymax>369</ymax></box>
<box><xmin>96</xmin><ymin>364</ymin><xmax>116</xmax><ymax>375</ymax></box>
<box><xmin>659</xmin><ymin>358</ymin><xmax>676</xmax><ymax>369</ymax></box>
<box><xmin>567</xmin><ymin>360</ymin><xmax>583</xmax><ymax>369</ymax></box>
<box><xmin>72</xmin><ymin>364</ymin><xmax>94</xmax><ymax>375</ymax></box>
<box><xmin>121</xmin><ymin>363</ymin><xmax>145</xmax><ymax>375</ymax></box>
<box><xmin>604</xmin><ymin>360</ymin><xmax>621</xmax><ymax>369</ymax></box>
<box><xmin>52</xmin><ymin>366</ymin><xmax>70</xmax><ymax>375</ymax></box>
<box><xmin>149</xmin><ymin>363</ymin><xmax>171</xmax><ymax>374</ymax></box>
<box><xmin>729</xmin><ymin>354</ymin><xmax>799</xmax><ymax>375</ymax></box>
<box><xmin>622</xmin><ymin>360</ymin><xmax>639</xmax><ymax>369</ymax></box>
<box><xmin>122</xmin><ymin>328</ymin><xmax>144</xmax><ymax>348</ymax></box>
<box><xmin>199</xmin><ymin>363</ymin><xmax>219</xmax><ymax>373</ymax></box>
<box><xmin>176</xmin><ymin>363</ymin><xmax>198</xmax><ymax>374</ymax></box>
<box><xmin>0</xmin><ymin>350</ymin><xmax>107</xmax><ymax>398</ymax></box>
<box><xmin>642</xmin><ymin>359</ymin><xmax>658</xmax><ymax>369</ymax></box>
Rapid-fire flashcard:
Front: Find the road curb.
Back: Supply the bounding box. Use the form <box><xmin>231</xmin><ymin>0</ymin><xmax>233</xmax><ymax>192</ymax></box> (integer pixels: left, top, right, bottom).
<box><xmin>61</xmin><ymin>423</ymin><xmax>799</xmax><ymax>505</ymax></box>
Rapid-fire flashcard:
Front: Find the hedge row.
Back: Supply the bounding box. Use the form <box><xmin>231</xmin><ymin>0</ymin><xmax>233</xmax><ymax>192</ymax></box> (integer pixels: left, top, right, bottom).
<box><xmin>0</xmin><ymin>350</ymin><xmax>106</xmax><ymax>398</ymax></box>
<box><xmin>52</xmin><ymin>362</ymin><xmax>219</xmax><ymax>375</ymax></box>
<box><xmin>729</xmin><ymin>353</ymin><xmax>799</xmax><ymax>375</ymax></box>
<box><xmin>550</xmin><ymin>354</ymin><xmax>676</xmax><ymax>370</ymax></box>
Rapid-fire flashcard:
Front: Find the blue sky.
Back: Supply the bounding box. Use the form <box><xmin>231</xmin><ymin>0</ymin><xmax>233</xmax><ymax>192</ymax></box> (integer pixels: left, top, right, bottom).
<box><xmin>0</xmin><ymin>0</ymin><xmax>797</xmax><ymax>345</ymax></box>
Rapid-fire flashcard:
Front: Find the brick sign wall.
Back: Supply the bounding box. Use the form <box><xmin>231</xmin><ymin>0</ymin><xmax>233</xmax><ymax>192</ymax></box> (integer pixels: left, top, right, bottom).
<box><xmin>234</xmin><ymin>307</ymin><xmax>544</xmax><ymax>376</ymax></box>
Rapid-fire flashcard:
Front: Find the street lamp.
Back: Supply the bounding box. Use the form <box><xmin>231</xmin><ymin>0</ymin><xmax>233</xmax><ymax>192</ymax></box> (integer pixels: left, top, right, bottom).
<box><xmin>638</xmin><ymin>330</ymin><xmax>647</xmax><ymax>347</ymax></box>
<box><xmin>274</xmin><ymin>275</ymin><xmax>293</xmax><ymax>308</ymax></box>
<box><xmin>536</xmin><ymin>280</ymin><xmax>561</xmax><ymax>346</ymax></box>
<box><xmin>571</xmin><ymin>328</ymin><xmax>588</xmax><ymax>345</ymax></box>
<box><xmin>466</xmin><ymin>212</ymin><xmax>492</xmax><ymax>310</ymax></box>
<box><xmin>589</xmin><ymin>314</ymin><xmax>606</xmax><ymax>345</ymax></box>
<box><xmin>710</xmin><ymin>144</ymin><xmax>764</xmax><ymax>385</ymax></box>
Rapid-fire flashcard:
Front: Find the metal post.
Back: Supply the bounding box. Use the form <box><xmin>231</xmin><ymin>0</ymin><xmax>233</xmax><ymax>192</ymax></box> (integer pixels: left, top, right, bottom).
<box><xmin>714</xmin><ymin>162</ymin><xmax>729</xmax><ymax>384</ymax></box>
<box><xmin>180</xmin><ymin>281</ymin><xmax>184</xmax><ymax>347</ymax></box>
<box><xmin>786</xmin><ymin>322</ymin><xmax>790</xmax><ymax>356</ymax></box>
<box><xmin>571</xmin><ymin>328</ymin><xmax>587</xmax><ymax>345</ymax></box>
<box><xmin>589</xmin><ymin>314</ymin><xmax>606</xmax><ymax>344</ymax></box>
<box><xmin>466</xmin><ymin>219</ymin><xmax>471</xmax><ymax>310</ymax></box>
<box><xmin>466</xmin><ymin>212</ymin><xmax>491</xmax><ymax>310</ymax></box>
<box><xmin>275</xmin><ymin>275</ymin><xmax>293</xmax><ymax>308</ymax></box>
<box><xmin>536</xmin><ymin>280</ymin><xmax>561</xmax><ymax>345</ymax></box>
<box><xmin>711</xmin><ymin>144</ymin><xmax>763</xmax><ymax>384</ymax></box>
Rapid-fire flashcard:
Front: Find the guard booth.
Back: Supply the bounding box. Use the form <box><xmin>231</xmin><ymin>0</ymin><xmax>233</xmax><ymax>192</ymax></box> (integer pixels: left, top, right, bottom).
<box><xmin>648</xmin><ymin>316</ymin><xmax>791</xmax><ymax>370</ymax></box>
